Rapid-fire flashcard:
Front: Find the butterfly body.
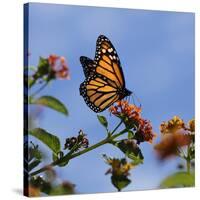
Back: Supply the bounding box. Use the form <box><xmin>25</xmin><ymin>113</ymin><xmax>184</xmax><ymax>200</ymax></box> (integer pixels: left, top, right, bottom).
<box><xmin>80</xmin><ymin>35</ymin><xmax>132</xmax><ymax>112</ymax></box>
<box><xmin>118</xmin><ymin>88</ymin><xmax>132</xmax><ymax>100</ymax></box>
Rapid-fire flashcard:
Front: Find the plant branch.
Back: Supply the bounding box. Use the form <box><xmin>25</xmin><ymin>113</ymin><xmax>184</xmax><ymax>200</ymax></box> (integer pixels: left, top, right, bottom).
<box><xmin>186</xmin><ymin>144</ymin><xmax>191</xmax><ymax>174</ymax></box>
<box><xmin>111</xmin><ymin>120</ymin><xmax>124</xmax><ymax>135</ymax></box>
<box><xmin>64</xmin><ymin>137</ymin><xmax>109</xmax><ymax>161</ymax></box>
<box><xmin>30</xmin><ymin>81</ymin><xmax>49</xmax><ymax>98</ymax></box>
<box><xmin>30</xmin><ymin>128</ymin><xmax>128</xmax><ymax>177</ymax></box>
<box><xmin>177</xmin><ymin>147</ymin><xmax>186</xmax><ymax>158</ymax></box>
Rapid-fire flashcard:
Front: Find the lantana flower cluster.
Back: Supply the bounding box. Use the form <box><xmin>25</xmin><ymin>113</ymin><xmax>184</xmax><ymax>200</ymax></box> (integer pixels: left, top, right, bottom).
<box><xmin>30</xmin><ymin>54</ymin><xmax>70</xmax><ymax>87</ymax></box>
<box><xmin>104</xmin><ymin>156</ymin><xmax>134</xmax><ymax>177</ymax></box>
<box><xmin>109</xmin><ymin>100</ymin><xmax>156</xmax><ymax>144</ymax></box>
<box><xmin>48</xmin><ymin>54</ymin><xmax>70</xmax><ymax>80</ymax></box>
<box><xmin>154</xmin><ymin>116</ymin><xmax>194</xmax><ymax>160</ymax></box>
<box><xmin>103</xmin><ymin>155</ymin><xmax>134</xmax><ymax>191</ymax></box>
<box><xmin>160</xmin><ymin>116</ymin><xmax>186</xmax><ymax>134</ymax></box>
<box><xmin>64</xmin><ymin>130</ymin><xmax>89</xmax><ymax>152</ymax></box>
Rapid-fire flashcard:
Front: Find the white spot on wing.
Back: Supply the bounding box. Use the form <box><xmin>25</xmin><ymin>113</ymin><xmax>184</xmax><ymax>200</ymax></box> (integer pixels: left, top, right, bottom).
<box><xmin>108</xmin><ymin>48</ymin><xmax>113</xmax><ymax>53</ymax></box>
<box><xmin>102</xmin><ymin>49</ymin><xmax>106</xmax><ymax>53</ymax></box>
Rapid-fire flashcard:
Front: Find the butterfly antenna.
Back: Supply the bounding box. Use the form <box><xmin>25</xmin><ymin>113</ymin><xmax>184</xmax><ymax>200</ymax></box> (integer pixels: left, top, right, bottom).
<box><xmin>131</xmin><ymin>94</ymin><xmax>135</xmax><ymax>104</ymax></box>
<box><xmin>131</xmin><ymin>91</ymin><xmax>142</xmax><ymax>108</ymax></box>
<box><xmin>127</xmin><ymin>95</ymin><xmax>130</xmax><ymax>103</ymax></box>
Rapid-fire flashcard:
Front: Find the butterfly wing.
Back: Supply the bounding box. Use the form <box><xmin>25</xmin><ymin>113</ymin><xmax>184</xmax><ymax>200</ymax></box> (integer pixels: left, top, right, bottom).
<box><xmin>80</xmin><ymin>74</ymin><xmax>119</xmax><ymax>112</ymax></box>
<box><xmin>80</xmin><ymin>35</ymin><xmax>129</xmax><ymax>112</ymax></box>
<box><xmin>80</xmin><ymin>56</ymin><xmax>95</xmax><ymax>78</ymax></box>
<box><xmin>94</xmin><ymin>35</ymin><xmax>125</xmax><ymax>88</ymax></box>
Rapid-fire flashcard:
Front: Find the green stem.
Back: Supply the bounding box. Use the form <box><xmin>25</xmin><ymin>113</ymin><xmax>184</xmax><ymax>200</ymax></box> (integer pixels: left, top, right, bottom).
<box><xmin>186</xmin><ymin>159</ymin><xmax>190</xmax><ymax>174</ymax></box>
<box><xmin>30</xmin><ymin>82</ymin><xmax>49</xmax><ymax>98</ymax></box>
<box><xmin>186</xmin><ymin>144</ymin><xmax>191</xmax><ymax>174</ymax></box>
<box><xmin>69</xmin><ymin>129</ymin><xmax>127</xmax><ymax>160</ymax></box>
<box><xmin>30</xmin><ymin>128</ymin><xmax>127</xmax><ymax>177</ymax></box>
<box><xmin>30</xmin><ymin>137</ymin><xmax>109</xmax><ymax>177</ymax></box>
<box><xmin>66</xmin><ymin>137</ymin><xmax>109</xmax><ymax>160</ymax></box>
<box><xmin>177</xmin><ymin>147</ymin><xmax>186</xmax><ymax>158</ymax></box>
<box><xmin>111</xmin><ymin>120</ymin><xmax>124</xmax><ymax>135</ymax></box>
<box><xmin>110</xmin><ymin>128</ymin><xmax>128</xmax><ymax>140</ymax></box>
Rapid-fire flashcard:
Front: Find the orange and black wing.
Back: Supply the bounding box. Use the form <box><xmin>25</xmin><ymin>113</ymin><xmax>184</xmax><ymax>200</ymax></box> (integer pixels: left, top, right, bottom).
<box><xmin>80</xmin><ymin>56</ymin><xmax>96</xmax><ymax>78</ymax></box>
<box><xmin>93</xmin><ymin>35</ymin><xmax>125</xmax><ymax>89</ymax></box>
<box><xmin>80</xmin><ymin>35</ymin><xmax>129</xmax><ymax>112</ymax></box>
<box><xmin>80</xmin><ymin>74</ymin><xmax>119</xmax><ymax>112</ymax></box>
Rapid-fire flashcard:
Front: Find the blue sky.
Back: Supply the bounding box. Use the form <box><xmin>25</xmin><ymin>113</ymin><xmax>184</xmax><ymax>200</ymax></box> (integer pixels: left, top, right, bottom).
<box><xmin>27</xmin><ymin>3</ymin><xmax>195</xmax><ymax>194</ymax></box>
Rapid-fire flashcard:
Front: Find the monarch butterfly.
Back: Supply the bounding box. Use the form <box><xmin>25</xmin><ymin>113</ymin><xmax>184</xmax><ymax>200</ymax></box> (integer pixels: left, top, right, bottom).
<box><xmin>80</xmin><ymin>35</ymin><xmax>132</xmax><ymax>112</ymax></box>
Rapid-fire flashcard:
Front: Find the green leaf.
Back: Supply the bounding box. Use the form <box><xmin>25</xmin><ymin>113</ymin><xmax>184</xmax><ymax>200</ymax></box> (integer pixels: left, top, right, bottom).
<box><xmin>31</xmin><ymin>96</ymin><xmax>68</xmax><ymax>116</ymax></box>
<box><xmin>113</xmin><ymin>139</ymin><xmax>144</xmax><ymax>165</ymax></box>
<box><xmin>160</xmin><ymin>172</ymin><xmax>195</xmax><ymax>188</ymax></box>
<box><xmin>29</xmin><ymin>144</ymin><xmax>42</xmax><ymax>161</ymax></box>
<box><xmin>111</xmin><ymin>175</ymin><xmax>131</xmax><ymax>191</ymax></box>
<box><xmin>38</xmin><ymin>57</ymin><xmax>49</xmax><ymax>73</ymax></box>
<box><xmin>29</xmin><ymin>128</ymin><xmax>61</xmax><ymax>154</ymax></box>
<box><xmin>97</xmin><ymin>115</ymin><xmax>108</xmax><ymax>128</ymax></box>
<box><xmin>28</xmin><ymin>160</ymin><xmax>41</xmax><ymax>172</ymax></box>
<box><xmin>52</xmin><ymin>153</ymin><xmax>58</xmax><ymax>162</ymax></box>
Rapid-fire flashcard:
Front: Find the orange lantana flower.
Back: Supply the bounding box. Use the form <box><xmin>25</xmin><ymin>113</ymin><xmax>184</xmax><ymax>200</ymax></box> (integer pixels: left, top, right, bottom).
<box><xmin>160</xmin><ymin>116</ymin><xmax>185</xmax><ymax>134</ymax></box>
<box><xmin>104</xmin><ymin>155</ymin><xmax>134</xmax><ymax>177</ymax></box>
<box><xmin>109</xmin><ymin>100</ymin><xmax>156</xmax><ymax>144</ymax></box>
<box><xmin>154</xmin><ymin>133</ymin><xmax>191</xmax><ymax>160</ymax></box>
<box><xmin>109</xmin><ymin>100</ymin><xmax>141</xmax><ymax>121</ymax></box>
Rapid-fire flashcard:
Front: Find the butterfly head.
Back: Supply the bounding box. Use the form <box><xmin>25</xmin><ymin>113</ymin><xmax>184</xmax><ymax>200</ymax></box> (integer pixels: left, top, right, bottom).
<box><xmin>124</xmin><ymin>88</ymin><xmax>132</xmax><ymax>97</ymax></box>
<box><xmin>119</xmin><ymin>88</ymin><xmax>132</xmax><ymax>100</ymax></box>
